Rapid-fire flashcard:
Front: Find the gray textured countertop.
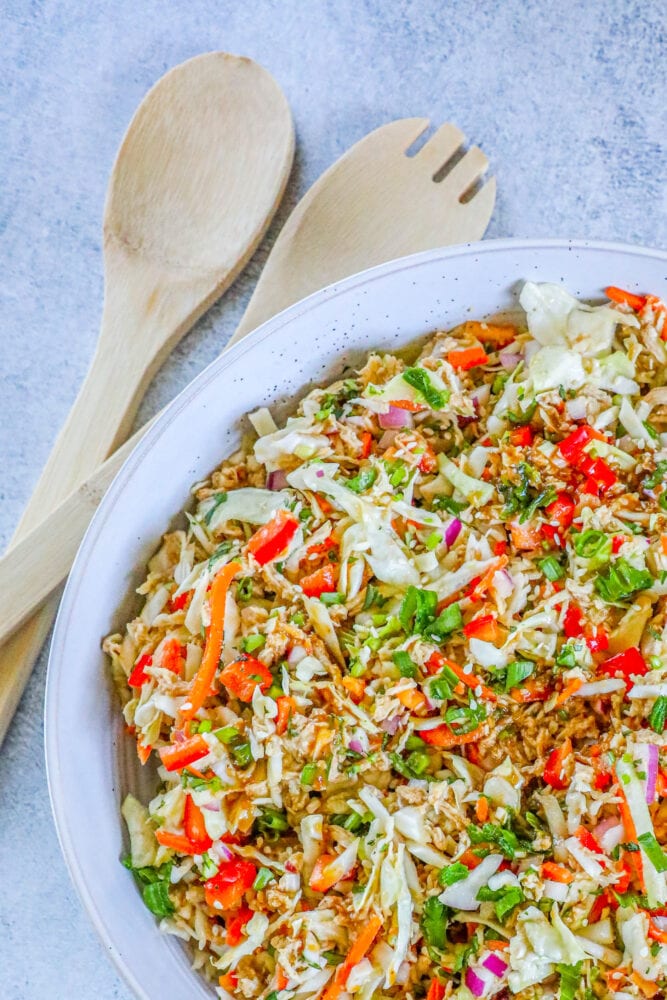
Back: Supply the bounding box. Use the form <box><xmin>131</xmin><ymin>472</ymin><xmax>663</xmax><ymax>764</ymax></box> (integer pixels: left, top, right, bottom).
<box><xmin>1</xmin><ymin>1</ymin><xmax>665</xmax><ymax>996</ymax></box>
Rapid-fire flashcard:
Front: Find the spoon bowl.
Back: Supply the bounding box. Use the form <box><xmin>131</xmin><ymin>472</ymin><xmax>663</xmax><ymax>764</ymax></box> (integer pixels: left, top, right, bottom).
<box><xmin>0</xmin><ymin>52</ymin><xmax>293</xmax><ymax>746</ymax></box>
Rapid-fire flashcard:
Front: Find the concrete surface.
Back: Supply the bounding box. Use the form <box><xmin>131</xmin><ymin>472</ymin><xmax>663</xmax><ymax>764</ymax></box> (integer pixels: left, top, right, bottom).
<box><xmin>0</xmin><ymin>0</ymin><xmax>665</xmax><ymax>996</ymax></box>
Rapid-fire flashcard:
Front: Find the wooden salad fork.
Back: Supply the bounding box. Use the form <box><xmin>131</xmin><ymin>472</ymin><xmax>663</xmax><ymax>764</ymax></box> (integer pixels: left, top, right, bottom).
<box><xmin>0</xmin><ymin>118</ymin><xmax>495</xmax><ymax>738</ymax></box>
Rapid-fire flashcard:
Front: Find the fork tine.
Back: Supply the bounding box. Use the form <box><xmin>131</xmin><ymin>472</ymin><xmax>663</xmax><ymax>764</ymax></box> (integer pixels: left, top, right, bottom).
<box><xmin>439</xmin><ymin>145</ymin><xmax>489</xmax><ymax>197</ymax></box>
<box><xmin>415</xmin><ymin>122</ymin><xmax>465</xmax><ymax>172</ymax></box>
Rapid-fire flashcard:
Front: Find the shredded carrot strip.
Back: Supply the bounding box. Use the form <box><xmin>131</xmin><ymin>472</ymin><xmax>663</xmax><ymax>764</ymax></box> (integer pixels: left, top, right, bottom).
<box><xmin>322</xmin><ymin>915</ymin><xmax>383</xmax><ymax>1000</ymax></box>
<box><xmin>555</xmin><ymin>677</ymin><xmax>583</xmax><ymax>706</ymax></box>
<box><xmin>181</xmin><ymin>561</ymin><xmax>240</xmax><ymax>720</ymax></box>
<box><xmin>475</xmin><ymin>797</ymin><xmax>489</xmax><ymax>822</ymax></box>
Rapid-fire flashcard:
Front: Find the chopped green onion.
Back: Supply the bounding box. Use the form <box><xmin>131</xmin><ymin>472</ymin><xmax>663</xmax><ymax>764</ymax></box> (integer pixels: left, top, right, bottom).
<box><xmin>392</xmin><ymin>650</ymin><xmax>418</xmax><ymax>678</ymax></box>
<box><xmin>241</xmin><ymin>633</ymin><xmax>266</xmax><ymax>653</ymax></box>
<box><xmin>214</xmin><ymin>726</ymin><xmax>239</xmax><ymax>744</ymax></box>
<box><xmin>505</xmin><ymin>659</ymin><xmax>535</xmax><ymax>691</ymax></box>
<box><xmin>300</xmin><ymin>763</ymin><xmax>318</xmax><ymax>786</ymax></box>
<box><xmin>538</xmin><ymin>555</ymin><xmax>565</xmax><ymax>581</ymax></box>
<box><xmin>572</xmin><ymin>529</ymin><xmax>612</xmax><ymax>561</ymax></box>
<box><xmin>320</xmin><ymin>592</ymin><xmax>345</xmax><ymax>605</ymax></box>
<box><xmin>346</xmin><ymin>467</ymin><xmax>378</xmax><ymax>493</ymax></box>
<box><xmin>426</xmin><ymin>531</ymin><xmax>443</xmax><ymax>550</ymax></box>
<box><xmin>252</xmin><ymin>867</ymin><xmax>275</xmax><ymax>890</ymax></box>
<box><xmin>637</xmin><ymin>832</ymin><xmax>667</xmax><ymax>872</ymax></box>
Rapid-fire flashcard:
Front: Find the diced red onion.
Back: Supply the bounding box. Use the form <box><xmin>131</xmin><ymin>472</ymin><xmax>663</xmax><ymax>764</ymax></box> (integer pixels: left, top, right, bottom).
<box><xmin>444</xmin><ymin>518</ymin><xmax>462</xmax><ymax>546</ymax></box>
<box><xmin>266</xmin><ymin>469</ymin><xmax>288</xmax><ymax>490</ymax></box>
<box><xmin>465</xmin><ymin>967</ymin><xmax>487</xmax><ymax>997</ymax></box>
<box><xmin>380</xmin><ymin>715</ymin><xmax>401</xmax><ymax>735</ymax></box>
<box><xmin>499</xmin><ymin>350</ymin><xmax>521</xmax><ymax>371</ymax></box>
<box><xmin>644</xmin><ymin>744</ymin><xmax>659</xmax><ymax>804</ymax></box>
<box><xmin>653</xmin><ymin>915</ymin><xmax>667</xmax><ymax>932</ymax></box>
<box><xmin>316</xmin><ymin>469</ymin><xmax>325</xmax><ymax>478</ymax></box>
<box><xmin>482</xmin><ymin>953</ymin><xmax>508</xmax><ymax>977</ymax></box>
<box><xmin>288</xmin><ymin>644</ymin><xmax>308</xmax><ymax>666</ymax></box>
<box><xmin>379</xmin><ymin>405</ymin><xmax>413</xmax><ymax>429</ymax></box>
<box><xmin>348</xmin><ymin>738</ymin><xmax>364</xmax><ymax>754</ymax></box>
<box><xmin>201</xmin><ymin>801</ymin><xmax>221</xmax><ymax>812</ymax></box>
<box><xmin>471</xmin><ymin>384</ymin><xmax>491</xmax><ymax>409</ymax></box>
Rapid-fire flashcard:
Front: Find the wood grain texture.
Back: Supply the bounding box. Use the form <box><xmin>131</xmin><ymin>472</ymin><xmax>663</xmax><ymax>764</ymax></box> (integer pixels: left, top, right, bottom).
<box><xmin>0</xmin><ymin>52</ymin><xmax>294</xmax><ymax>743</ymax></box>
<box><xmin>0</xmin><ymin>118</ymin><xmax>494</xmax><ymax>729</ymax></box>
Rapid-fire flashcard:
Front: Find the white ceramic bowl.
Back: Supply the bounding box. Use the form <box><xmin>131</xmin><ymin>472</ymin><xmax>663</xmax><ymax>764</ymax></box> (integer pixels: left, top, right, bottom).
<box><xmin>46</xmin><ymin>239</ymin><xmax>667</xmax><ymax>998</ymax></box>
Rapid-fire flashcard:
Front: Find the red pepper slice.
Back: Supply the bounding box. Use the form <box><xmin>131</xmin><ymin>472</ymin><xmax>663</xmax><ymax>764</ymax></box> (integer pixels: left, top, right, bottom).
<box><xmin>128</xmin><ymin>653</ymin><xmax>153</xmax><ymax>688</ymax></box>
<box><xmin>544</xmin><ymin>492</ymin><xmax>575</xmax><ymax>529</ymax></box>
<box><xmin>359</xmin><ymin>431</ymin><xmax>373</xmax><ymax>459</ymax></box>
<box><xmin>598</xmin><ymin>646</ymin><xmax>648</xmax><ymax>680</ymax></box>
<box><xmin>543</xmin><ymin>738</ymin><xmax>572</xmax><ymax>789</ymax></box>
<box><xmin>184</xmin><ymin>795</ymin><xmax>213</xmax><ymax>853</ymax></box>
<box><xmin>204</xmin><ymin>859</ymin><xmax>257</xmax><ymax>911</ymax></box>
<box><xmin>300</xmin><ymin>563</ymin><xmax>337</xmax><ymax>598</ymax></box>
<box><xmin>558</xmin><ymin>425</ymin><xmax>605</xmax><ymax>464</ymax></box>
<box><xmin>219</xmin><ymin>655</ymin><xmax>273</xmax><ymax>702</ymax></box>
<box><xmin>247</xmin><ymin>509</ymin><xmax>299</xmax><ymax>565</ymax></box>
<box><xmin>159</xmin><ymin>734</ymin><xmax>210</xmax><ymax>772</ymax></box>
<box><xmin>418</xmin><ymin>442</ymin><xmax>438</xmax><ymax>474</ymax></box>
<box><xmin>225</xmin><ymin>904</ymin><xmax>254</xmax><ymax>946</ymax></box>
<box><xmin>509</xmin><ymin>425</ymin><xmax>533</xmax><ymax>447</ymax></box>
<box><xmin>585</xmin><ymin>627</ymin><xmax>608</xmax><ymax>654</ymax></box>
<box><xmin>169</xmin><ymin>590</ymin><xmax>190</xmax><ymax>613</ymax></box>
<box><xmin>563</xmin><ymin>605</ymin><xmax>584</xmax><ymax>638</ymax></box>
<box><xmin>447</xmin><ymin>346</ymin><xmax>489</xmax><ymax>370</ymax></box>
<box><xmin>576</xmin><ymin>825</ymin><xmax>604</xmax><ymax>854</ymax></box>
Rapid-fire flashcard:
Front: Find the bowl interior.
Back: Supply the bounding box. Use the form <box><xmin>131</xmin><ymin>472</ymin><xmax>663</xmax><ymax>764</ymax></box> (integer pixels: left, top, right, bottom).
<box><xmin>45</xmin><ymin>239</ymin><xmax>667</xmax><ymax>999</ymax></box>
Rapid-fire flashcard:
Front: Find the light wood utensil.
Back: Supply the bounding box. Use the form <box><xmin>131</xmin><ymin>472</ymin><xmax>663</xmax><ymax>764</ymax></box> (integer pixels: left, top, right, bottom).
<box><xmin>0</xmin><ymin>52</ymin><xmax>294</xmax><ymax>743</ymax></box>
<box><xmin>0</xmin><ymin>118</ymin><xmax>494</xmax><ymax>730</ymax></box>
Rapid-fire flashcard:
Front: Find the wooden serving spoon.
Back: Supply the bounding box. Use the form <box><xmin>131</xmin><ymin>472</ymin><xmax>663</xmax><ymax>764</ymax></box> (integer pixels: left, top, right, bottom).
<box><xmin>0</xmin><ymin>52</ymin><xmax>294</xmax><ymax>742</ymax></box>
<box><xmin>0</xmin><ymin>118</ymin><xmax>494</xmax><ymax>738</ymax></box>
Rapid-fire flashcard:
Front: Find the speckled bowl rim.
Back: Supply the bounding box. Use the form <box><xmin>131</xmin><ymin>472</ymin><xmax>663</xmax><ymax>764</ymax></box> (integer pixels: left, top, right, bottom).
<box><xmin>45</xmin><ymin>238</ymin><xmax>667</xmax><ymax>999</ymax></box>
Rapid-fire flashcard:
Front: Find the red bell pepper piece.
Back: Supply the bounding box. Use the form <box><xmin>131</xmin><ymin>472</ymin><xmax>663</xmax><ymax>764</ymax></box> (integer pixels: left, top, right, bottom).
<box><xmin>159</xmin><ymin>734</ymin><xmax>210</xmax><ymax>772</ymax></box>
<box><xmin>359</xmin><ymin>431</ymin><xmax>373</xmax><ymax>459</ymax></box>
<box><xmin>275</xmin><ymin>695</ymin><xmax>296</xmax><ymax>735</ymax></box>
<box><xmin>447</xmin><ymin>345</ymin><xmax>489</xmax><ymax>370</ymax></box>
<box><xmin>419</xmin><ymin>442</ymin><xmax>438</xmax><ymax>474</ymax></box>
<box><xmin>463</xmin><ymin>614</ymin><xmax>500</xmax><ymax>643</ymax></box>
<box><xmin>543</xmin><ymin>738</ymin><xmax>572</xmax><ymax>789</ymax></box>
<box><xmin>184</xmin><ymin>794</ymin><xmax>213</xmax><ymax>853</ymax></box>
<box><xmin>418</xmin><ymin>723</ymin><xmax>485</xmax><ymax>749</ymax></box>
<box><xmin>585</xmin><ymin>626</ymin><xmax>608</xmax><ymax>654</ymax></box>
<box><xmin>161</xmin><ymin>638</ymin><xmax>186</xmax><ymax>675</ymax></box>
<box><xmin>169</xmin><ymin>590</ymin><xmax>191</xmax><ymax>613</ymax></box>
<box><xmin>247</xmin><ymin>509</ymin><xmax>299</xmax><ymax>565</ymax></box>
<box><xmin>300</xmin><ymin>563</ymin><xmax>337</xmax><ymax>598</ymax></box>
<box><xmin>563</xmin><ymin>604</ymin><xmax>584</xmax><ymax>638</ymax></box>
<box><xmin>558</xmin><ymin>425</ymin><xmax>605</xmax><ymax>464</ymax></box>
<box><xmin>544</xmin><ymin>492</ymin><xmax>575</xmax><ymax>529</ymax></box>
<box><xmin>220</xmin><ymin>655</ymin><xmax>273</xmax><ymax>702</ymax></box>
<box><xmin>128</xmin><ymin>653</ymin><xmax>153</xmax><ymax>688</ymax></box>
<box><xmin>225</xmin><ymin>904</ymin><xmax>254</xmax><ymax>945</ymax></box>
<box><xmin>509</xmin><ymin>425</ymin><xmax>533</xmax><ymax>447</ymax></box>
<box><xmin>599</xmin><ymin>646</ymin><xmax>648</xmax><ymax>680</ymax></box>
<box><xmin>426</xmin><ymin>980</ymin><xmax>446</xmax><ymax>1000</ymax></box>
<box><xmin>204</xmin><ymin>859</ymin><xmax>257</xmax><ymax>911</ymax></box>
<box><xmin>576</xmin><ymin>825</ymin><xmax>604</xmax><ymax>854</ymax></box>
<box><xmin>612</xmin><ymin>535</ymin><xmax>626</xmax><ymax>554</ymax></box>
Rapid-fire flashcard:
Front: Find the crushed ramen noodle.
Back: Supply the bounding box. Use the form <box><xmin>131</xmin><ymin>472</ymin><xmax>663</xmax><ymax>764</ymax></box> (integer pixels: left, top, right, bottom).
<box><xmin>105</xmin><ymin>283</ymin><xmax>667</xmax><ymax>999</ymax></box>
